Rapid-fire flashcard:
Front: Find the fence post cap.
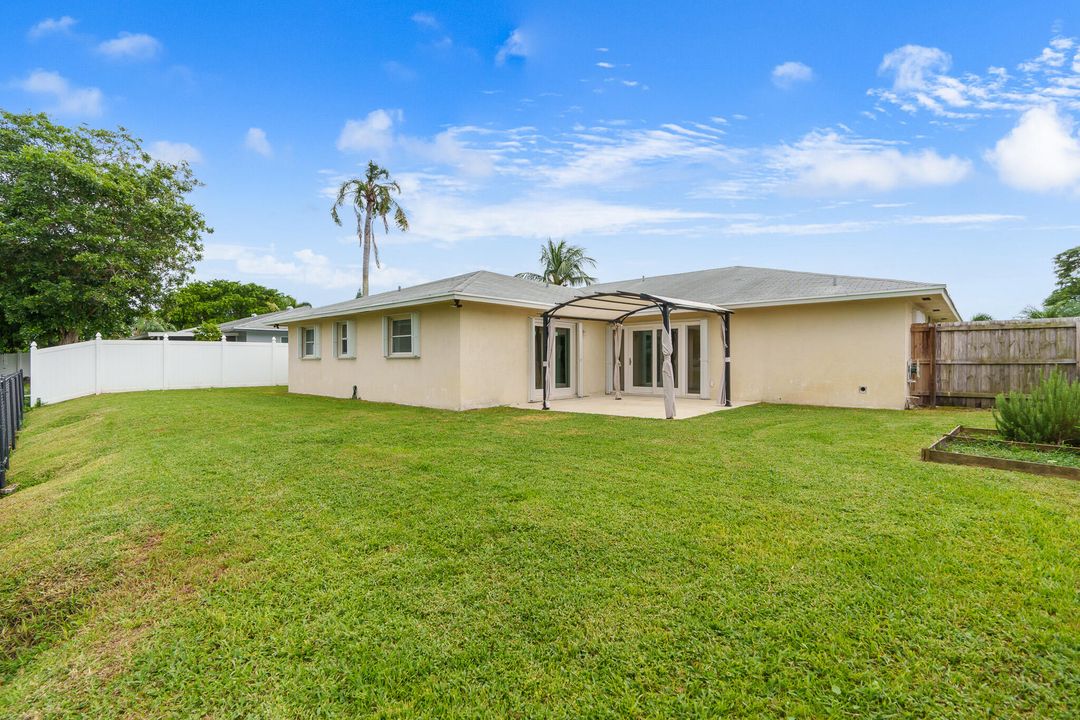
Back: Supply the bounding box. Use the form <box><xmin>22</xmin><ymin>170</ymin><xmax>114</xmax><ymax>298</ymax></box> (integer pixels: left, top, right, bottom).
<box><xmin>220</xmin><ymin>335</ymin><xmax>227</xmax><ymax>343</ymax></box>
<box><xmin>29</xmin><ymin>341</ymin><xmax>37</xmax><ymax>349</ymax></box>
<box><xmin>95</xmin><ymin>332</ymin><xmax>102</xmax><ymax>340</ymax></box>
<box><xmin>162</xmin><ymin>333</ymin><xmax>169</xmax><ymax>341</ymax></box>
<box><xmin>271</xmin><ymin>337</ymin><xmax>278</xmax><ymax>343</ymax></box>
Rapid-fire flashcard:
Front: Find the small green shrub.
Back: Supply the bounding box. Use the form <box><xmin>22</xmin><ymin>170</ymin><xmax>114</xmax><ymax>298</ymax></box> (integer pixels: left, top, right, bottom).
<box><xmin>193</xmin><ymin>321</ymin><xmax>222</xmax><ymax>342</ymax></box>
<box><xmin>993</xmin><ymin>370</ymin><xmax>1080</xmax><ymax>445</ymax></box>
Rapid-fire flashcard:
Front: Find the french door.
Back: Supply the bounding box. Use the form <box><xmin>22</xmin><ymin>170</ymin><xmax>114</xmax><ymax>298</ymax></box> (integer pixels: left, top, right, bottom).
<box><xmin>623</xmin><ymin>323</ymin><xmax>703</xmax><ymax>397</ymax></box>
<box><xmin>532</xmin><ymin>322</ymin><xmax>575</xmax><ymax>400</ymax></box>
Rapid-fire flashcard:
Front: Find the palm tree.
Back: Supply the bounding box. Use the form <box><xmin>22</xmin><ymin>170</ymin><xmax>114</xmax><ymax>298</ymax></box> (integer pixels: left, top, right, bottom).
<box><xmin>516</xmin><ymin>239</ymin><xmax>598</xmax><ymax>287</ymax></box>
<box><xmin>331</xmin><ymin>161</ymin><xmax>409</xmax><ymax>297</ymax></box>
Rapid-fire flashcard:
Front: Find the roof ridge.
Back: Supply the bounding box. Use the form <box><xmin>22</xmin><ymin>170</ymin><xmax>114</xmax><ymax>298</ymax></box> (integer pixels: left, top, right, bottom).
<box><xmin>595</xmin><ymin>264</ymin><xmax>942</xmax><ymax>288</ymax></box>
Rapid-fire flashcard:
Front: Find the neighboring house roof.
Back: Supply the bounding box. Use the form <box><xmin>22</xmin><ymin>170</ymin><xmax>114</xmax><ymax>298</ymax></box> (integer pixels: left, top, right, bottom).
<box><xmin>217</xmin><ymin>308</ymin><xmax>297</xmax><ymax>334</ymax></box>
<box><xmin>276</xmin><ymin>266</ymin><xmax>959</xmax><ymax>324</ymax></box>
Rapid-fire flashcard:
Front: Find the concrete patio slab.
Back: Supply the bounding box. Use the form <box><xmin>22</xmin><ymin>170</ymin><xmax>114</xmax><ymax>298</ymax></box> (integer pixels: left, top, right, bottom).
<box><xmin>513</xmin><ymin>395</ymin><xmax>755</xmax><ymax>419</ymax></box>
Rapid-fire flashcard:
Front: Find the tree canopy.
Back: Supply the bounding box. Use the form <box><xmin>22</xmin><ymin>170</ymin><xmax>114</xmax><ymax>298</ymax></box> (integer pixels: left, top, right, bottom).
<box><xmin>159</xmin><ymin>279</ymin><xmax>303</xmax><ymax>330</ymax></box>
<box><xmin>516</xmin><ymin>239</ymin><xmax>598</xmax><ymax>287</ymax></box>
<box><xmin>1045</xmin><ymin>246</ymin><xmax>1080</xmax><ymax>308</ymax></box>
<box><xmin>1019</xmin><ymin>245</ymin><xmax>1080</xmax><ymax>319</ymax></box>
<box><xmin>0</xmin><ymin>111</ymin><xmax>210</xmax><ymax>350</ymax></box>
<box><xmin>331</xmin><ymin>161</ymin><xmax>409</xmax><ymax>298</ymax></box>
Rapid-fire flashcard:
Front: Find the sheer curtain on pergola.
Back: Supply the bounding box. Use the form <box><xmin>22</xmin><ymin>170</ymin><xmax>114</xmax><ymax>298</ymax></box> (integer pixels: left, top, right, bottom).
<box><xmin>541</xmin><ymin>291</ymin><xmax>730</xmax><ymax>419</ymax></box>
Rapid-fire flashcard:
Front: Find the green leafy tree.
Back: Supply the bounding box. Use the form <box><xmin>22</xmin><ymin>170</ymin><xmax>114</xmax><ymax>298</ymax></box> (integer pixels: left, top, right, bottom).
<box><xmin>969</xmin><ymin>312</ymin><xmax>994</xmax><ymax>321</ymax></box>
<box><xmin>331</xmin><ymin>161</ymin><xmax>409</xmax><ymax>298</ymax></box>
<box><xmin>160</xmin><ymin>280</ymin><xmax>302</xmax><ymax>329</ymax></box>
<box><xmin>516</xmin><ymin>239</ymin><xmax>598</xmax><ymax>287</ymax></box>
<box><xmin>0</xmin><ymin>111</ymin><xmax>210</xmax><ymax>350</ymax></box>
<box><xmin>192</xmin><ymin>321</ymin><xmax>222</xmax><ymax>342</ymax></box>
<box><xmin>1045</xmin><ymin>246</ymin><xmax>1080</xmax><ymax>307</ymax></box>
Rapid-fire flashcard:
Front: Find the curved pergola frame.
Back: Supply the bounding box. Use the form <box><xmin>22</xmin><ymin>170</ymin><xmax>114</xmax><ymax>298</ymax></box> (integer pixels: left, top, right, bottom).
<box><xmin>541</xmin><ymin>291</ymin><xmax>731</xmax><ymax>418</ymax></box>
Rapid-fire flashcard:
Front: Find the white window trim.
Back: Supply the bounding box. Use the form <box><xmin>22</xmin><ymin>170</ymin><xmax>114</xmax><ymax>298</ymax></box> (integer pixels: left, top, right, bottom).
<box><xmin>333</xmin><ymin>320</ymin><xmax>356</xmax><ymax>359</ymax></box>
<box><xmin>383</xmin><ymin>312</ymin><xmax>420</xmax><ymax>358</ymax></box>
<box><xmin>299</xmin><ymin>325</ymin><xmax>321</xmax><ymax>360</ymax></box>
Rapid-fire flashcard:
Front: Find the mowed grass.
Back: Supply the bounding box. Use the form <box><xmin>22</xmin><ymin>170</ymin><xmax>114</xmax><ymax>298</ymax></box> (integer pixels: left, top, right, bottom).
<box><xmin>0</xmin><ymin>388</ymin><xmax>1077</xmax><ymax>718</ymax></box>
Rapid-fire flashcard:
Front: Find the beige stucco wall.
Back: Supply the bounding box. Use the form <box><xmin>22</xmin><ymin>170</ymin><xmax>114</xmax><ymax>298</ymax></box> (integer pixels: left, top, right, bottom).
<box><xmin>726</xmin><ymin>298</ymin><xmax>913</xmax><ymax>409</ymax></box>
<box><xmin>457</xmin><ymin>303</ymin><xmax>607</xmax><ymax>408</ymax></box>
<box><xmin>288</xmin><ymin>296</ymin><xmax>915</xmax><ymax>411</ymax></box>
<box><xmin>287</xmin><ymin>303</ymin><xmax>462</xmax><ymax>410</ymax></box>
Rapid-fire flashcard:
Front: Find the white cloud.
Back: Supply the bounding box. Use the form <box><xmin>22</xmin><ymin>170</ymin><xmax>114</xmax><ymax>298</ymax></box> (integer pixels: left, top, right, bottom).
<box><xmin>872</xmin><ymin>36</ymin><xmax>1080</xmax><ymax>119</ymax></box>
<box><xmin>28</xmin><ymin>16</ymin><xmax>76</xmax><ymax>39</ymax></box>
<box><xmin>406</xmin><ymin>195</ymin><xmax>718</xmax><ymax>242</ymax></box>
<box><xmin>204</xmin><ymin>244</ymin><xmax>356</xmax><ymax>289</ymax></box>
<box><xmin>880</xmin><ymin>45</ymin><xmax>952</xmax><ymax>91</ymax></box>
<box><xmin>399</xmin><ymin>128</ymin><xmax>497</xmax><ymax>176</ymax></box>
<box><xmin>596</xmin><ymin>61</ymin><xmax>614</xmax><ymax>69</ymax></box>
<box><xmin>411</xmin><ymin>12</ymin><xmax>440</xmax><ymax>29</ymax></box>
<box><xmin>495</xmin><ymin>28</ymin><xmax>527</xmax><ymax>65</ymax></box>
<box><xmin>541</xmin><ymin>125</ymin><xmax>731</xmax><ymax>186</ymax></box>
<box><xmin>148</xmin><ymin>141</ymin><xmax>203</xmax><ymax>164</ymax></box>
<box><xmin>97</xmin><ymin>32</ymin><xmax>162</xmax><ymax>60</ymax></box>
<box><xmin>771</xmin><ymin>129</ymin><xmax>971</xmax><ymax>192</ymax></box>
<box><xmin>722</xmin><ymin>213</ymin><xmax>1021</xmax><ymax>236</ymax></box>
<box><xmin>244</xmin><ymin>127</ymin><xmax>272</xmax><ymax>157</ymax></box>
<box><xmin>336</xmin><ymin>109</ymin><xmax>400</xmax><ymax>154</ymax></box>
<box><xmin>986</xmin><ymin>104</ymin><xmax>1080</xmax><ymax>192</ymax></box>
<box><xmin>772</xmin><ymin>61</ymin><xmax>814</xmax><ymax>88</ymax></box>
<box><xmin>15</xmin><ymin>69</ymin><xmax>103</xmax><ymax>116</ymax></box>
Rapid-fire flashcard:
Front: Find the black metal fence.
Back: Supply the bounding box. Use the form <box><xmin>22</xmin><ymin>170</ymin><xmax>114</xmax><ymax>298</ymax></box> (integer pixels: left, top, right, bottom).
<box><xmin>1</xmin><ymin>370</ymin><xmax>26</xmax><ymax>493</ymax></box>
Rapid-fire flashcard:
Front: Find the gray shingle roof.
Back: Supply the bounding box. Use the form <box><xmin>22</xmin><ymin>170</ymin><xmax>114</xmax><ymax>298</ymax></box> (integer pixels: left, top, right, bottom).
<box><xmin>276</xmin><ymin>271</ymin><xmax>579</xmax><ymax>323</ymax></box>
<box><xmin>217</xmin><ymin>308</ymin><xmax>298</xmax><ymax>333</ymax></box>
<box><xmin>589</xmin><ymin>266</ymin><xmax>945</xmax><ymax>307</ymax></box>
<box><xmin>277</xmin><ymin>266</ymin><xmax>951</xmax><ymax>324</ymax></box>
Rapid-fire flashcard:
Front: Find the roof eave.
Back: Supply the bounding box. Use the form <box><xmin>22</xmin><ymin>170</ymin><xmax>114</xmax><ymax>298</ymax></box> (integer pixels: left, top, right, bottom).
<box><xmin>720</xmin><ymin>285</ymin><xmax>960</xmax><ymax>319</ymax></box>
<box><xmin>274</xmin><ymin>291</ymin><xmax>564</xmax><ymax>324</ymax></box>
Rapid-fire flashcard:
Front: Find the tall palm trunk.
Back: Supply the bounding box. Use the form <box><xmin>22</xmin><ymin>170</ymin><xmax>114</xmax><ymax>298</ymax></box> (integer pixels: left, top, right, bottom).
<box><xmin>361</xmin><ymin>207</ymin><xmax>374</xmax><ymax>298</ymax></box>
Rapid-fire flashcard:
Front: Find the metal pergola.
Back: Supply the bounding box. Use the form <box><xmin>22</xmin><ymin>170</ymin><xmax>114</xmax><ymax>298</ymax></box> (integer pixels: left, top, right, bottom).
<box><xmin>541</xmin><ymin>291</ymin><xmax>731</xmax><ymax>418</ymax></box>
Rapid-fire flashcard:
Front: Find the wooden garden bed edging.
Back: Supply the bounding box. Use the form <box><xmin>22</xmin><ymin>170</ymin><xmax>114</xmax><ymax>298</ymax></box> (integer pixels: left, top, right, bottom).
<box><xmin>922</xmin><ymin>425</ymin><xmax>1080</xmax><ymax>480</ymax></box>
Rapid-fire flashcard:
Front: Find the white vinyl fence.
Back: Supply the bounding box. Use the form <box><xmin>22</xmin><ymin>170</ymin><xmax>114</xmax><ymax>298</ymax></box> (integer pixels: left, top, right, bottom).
<box><xmin>30</xmin><ymin>334</ymin><xmax>289</xmax><ymax>406</ymax></box>
<box><xmin>0</xmin><ymin>352</ymin><xmax>31</xmax><ymax>378</ymax></box>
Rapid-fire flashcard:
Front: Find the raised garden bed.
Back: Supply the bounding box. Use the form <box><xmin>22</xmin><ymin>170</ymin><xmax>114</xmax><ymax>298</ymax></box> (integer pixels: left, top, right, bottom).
<box><xmin>922</xmin><ymin>425</ymin><xmax>1080</xmax><ymax>480</ymax></box>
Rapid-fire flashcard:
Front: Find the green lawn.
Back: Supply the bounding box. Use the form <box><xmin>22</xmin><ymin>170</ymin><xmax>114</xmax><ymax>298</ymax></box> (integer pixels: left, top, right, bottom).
<box><xmin>1</xmin><ymin>388</ymin><xmax>1077</xmax><ymax>718</ymax></box>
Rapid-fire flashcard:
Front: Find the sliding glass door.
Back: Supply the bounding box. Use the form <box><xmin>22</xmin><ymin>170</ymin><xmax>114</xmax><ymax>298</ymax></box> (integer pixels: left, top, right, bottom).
<box><xmin>623</xmin><ymin>322</ymin><xmax>703</xmax><ymax>397</ymax></box>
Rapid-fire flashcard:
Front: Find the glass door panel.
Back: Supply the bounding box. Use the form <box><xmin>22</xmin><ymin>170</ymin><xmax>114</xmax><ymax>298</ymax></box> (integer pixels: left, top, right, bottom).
<box><xmin>687</xmin><ymin>325</ymin><xmax>701</xmax><ymax>395</ymax></box>
<box><xmin>534</xmin><ymin>326</ymin><xmax>572</xmax><ymax>392</ymax></box>
<box><xmin>631</xmin><ymin>329</ymin><xmax>653</xmax><ymax>389</ymax></box>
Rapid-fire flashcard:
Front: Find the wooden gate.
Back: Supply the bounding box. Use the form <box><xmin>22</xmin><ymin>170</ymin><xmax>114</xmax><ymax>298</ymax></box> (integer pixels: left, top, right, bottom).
<box><xmin>910</xmin><ymin>319</ymin><xmax>1080</xmax><ymax>408</ymax></box>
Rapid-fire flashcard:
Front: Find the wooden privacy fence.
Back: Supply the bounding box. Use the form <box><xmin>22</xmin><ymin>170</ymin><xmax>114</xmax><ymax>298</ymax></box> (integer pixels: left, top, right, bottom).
<box><xmin>30</xmin><ymin>334</ymin><xmax>289</xmax><ymax>406</ymax></box>
<box><xmin>0</xmin><ymin>370</ymin><xmax>26</xmax><ymax>493</ymax></box>
<box><xmin>910</xmin><ymin>318</ymin><xmax>1080</xmax><ymax>408</ymax></box>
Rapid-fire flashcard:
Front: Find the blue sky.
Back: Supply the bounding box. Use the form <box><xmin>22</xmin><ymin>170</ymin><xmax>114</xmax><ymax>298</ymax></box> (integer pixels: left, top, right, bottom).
<box><xmin>4</xmin><ymin>1</ymin><xmax>1080</xmax><ymax>318</ymax></box>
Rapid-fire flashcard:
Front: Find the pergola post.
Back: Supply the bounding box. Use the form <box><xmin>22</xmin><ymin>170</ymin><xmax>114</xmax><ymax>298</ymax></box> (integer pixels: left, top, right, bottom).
<box><xmin>542</xmin><ymin>313</ymin><xmax>551</xmax><ymax>410</ymax></box>
<box><xmin>612</xmin><ymin>322</ymin><xmax>623</xmax><ymax>400</ymax></box>
<box><xmin>660</xmin><ymin>304</ymin><xmax>675</xmax><ymax>419</ymax></box>
<box><xmin>723</xmin><ymin>312</ymin><xmax>732</xmax><ymax>407</ymax></box>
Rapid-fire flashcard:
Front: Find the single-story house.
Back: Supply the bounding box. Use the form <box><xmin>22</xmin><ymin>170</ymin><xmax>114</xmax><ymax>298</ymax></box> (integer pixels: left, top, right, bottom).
<box><xmin>275</xmin><ymin>266</ymin><xmax>959</xmax><ymax>413</ymax></box>
<box><xmin>217</xmin><ymin>309</ymin><xmax>293</xmax><ymax>343</ymax></box>
<box><xmin>132</xmin><ymin>308</ymin><xmax>293</xmax><ymax>342</ymax></box>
